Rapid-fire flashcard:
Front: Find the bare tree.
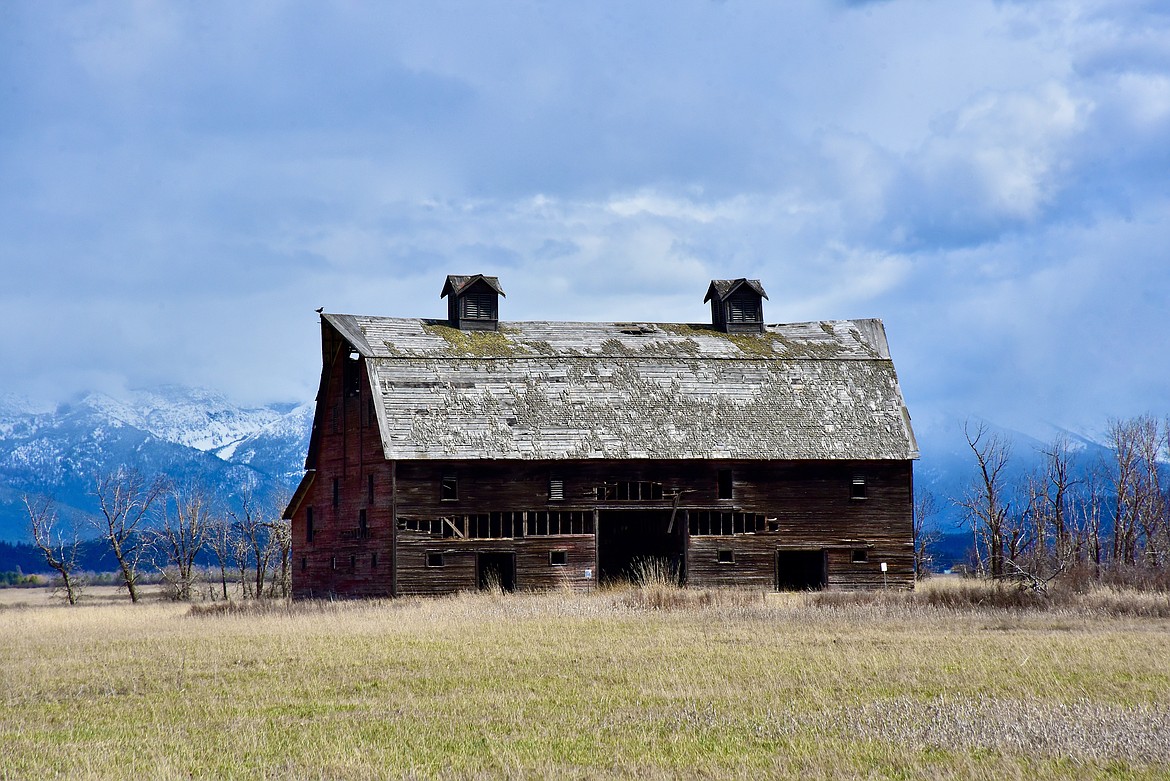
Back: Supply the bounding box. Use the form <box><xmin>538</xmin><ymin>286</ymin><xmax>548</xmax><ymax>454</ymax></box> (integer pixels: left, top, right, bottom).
<box><xmin>265</xmin><ymin>514</ymin><xmax>292</xmax><ymax>598</ymax></box>
<box><xmin>92</xmin><ymin>468</ymin><xmax>167</xmax><ymax>603</ymax></box>
<box><xmin>1109</xmin><ymin>417</ymin><xmax>1141</xmax><ymax>567</ymax></box>
<box><xmin>229</xmin><ymin>487</ymin><xmax>274</xmax><ymax>599</ymax></box>
<box><xmin>913</xmin><ymin>488</ymin><xmax>941</xmax><ymax>578</ymax></box>
<box><xmin>153</xmin><ymin>482</ymin><xmax>211</xmax><ymax>601</ymax></box>
<box><xmin>956</xmin><ymin>420</ymin><xmax>1013</xmax><ymax>578</ymax></box>
<box><xmin>1075</xmin><ymin>461</ymin><xmax>1109</xmax><ymax>576</ymax></box>
<box><xmin>1133</xmin><ymin>416</ymin><xmax>1166</xmax><ymax>568</ymax></box>
<box><xmin>231</xmin><ymin>527</ymin><xmax>254</xmax><ymax>598</ymax></box>
<box><xmin>1003</xmin><ymin>482</ymin><xmax>1035</xmax><ymax>572</ymax></box>
<box><xmin>261</xmin><ymin>486</ymin><xmax>294</xmax><ymax>598</ymax></box>
<box><xmin>1038</xmin><ymin>435</ymin><xmax>1079</xmax><ymax>565</ymax></box>
<box><xmin>25</xmin><ymin>495</ymin><xmax>85</xmax><ymax>605</ymax></box>
<box><xmin>205</xmin><ymin>512</ymin><xmax>236</xmax><ymax>601</ymax></box>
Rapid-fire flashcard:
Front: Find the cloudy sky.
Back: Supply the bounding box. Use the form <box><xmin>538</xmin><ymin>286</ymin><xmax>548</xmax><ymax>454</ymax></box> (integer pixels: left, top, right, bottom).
<box><xmin>1</xmin><ymin>1</ymin><xmax>1167</xmax><ymax>440</ymax></box>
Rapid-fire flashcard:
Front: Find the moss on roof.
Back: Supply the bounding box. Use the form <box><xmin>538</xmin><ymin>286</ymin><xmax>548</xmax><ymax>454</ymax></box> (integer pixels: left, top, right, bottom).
<box><xmin>421</xmin><ymin>323</ymin><xmax>529</xmax><ymax>357</ymax></box>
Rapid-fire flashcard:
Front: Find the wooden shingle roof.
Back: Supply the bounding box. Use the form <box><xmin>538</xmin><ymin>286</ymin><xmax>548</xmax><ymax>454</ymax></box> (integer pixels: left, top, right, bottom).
<box><xmin>440</xmin><ymin>275</ymin><xmax>506</xmax><ymax>298</ymax></box>
<box><xmin>323</xmin><ymin>314</ymin><xmax>918</xmax><ymax>462</ymax></box>
<box><xmin>704</xmin><ymin>278</ymin><xmax>768</xmax><ymax>302</ymax></box>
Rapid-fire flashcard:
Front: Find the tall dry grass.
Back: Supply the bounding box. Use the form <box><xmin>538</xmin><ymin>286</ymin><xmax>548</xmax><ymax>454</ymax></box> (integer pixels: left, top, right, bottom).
<box><xmin>812</xmin><ymin>576</ymin><xmax>1170</xmax><ymax>618</ymax></box>
<box><xmin>1</xmin><ymin>580</ymin><xmax>1169</xmax><ymax>779</ymax></box>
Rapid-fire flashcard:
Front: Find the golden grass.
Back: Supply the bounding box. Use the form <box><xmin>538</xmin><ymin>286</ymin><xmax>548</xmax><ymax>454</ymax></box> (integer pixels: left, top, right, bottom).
<box><xmin>1</xmin><ymin>580</ymin><xmax>1169</xmax><ymax>779</ymax></box>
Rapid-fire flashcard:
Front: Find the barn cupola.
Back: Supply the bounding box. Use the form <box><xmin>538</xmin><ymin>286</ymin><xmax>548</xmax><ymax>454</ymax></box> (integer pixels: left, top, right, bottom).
<box><xmin>441</xmin><ymin>274</ymin><xmax>506</xmax><ymax>331</ymax></box>
<box><xmin>704</xmin><ymin>278</ymin><xmax>768</xmax><ymax>334</ymax></box>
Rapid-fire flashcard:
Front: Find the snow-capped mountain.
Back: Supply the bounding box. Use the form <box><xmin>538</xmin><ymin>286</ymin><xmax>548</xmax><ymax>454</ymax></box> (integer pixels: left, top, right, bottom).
<box><xmin>214</xmin><ymin>401</ymin><xmax>315</xmax><ymax>478</ymax></box>
<box><xmin>70</xmin><ymin>386</ymin><xmax>287</xmax><ymax>453</ymax></box>
<box><xmin>0</xmin><ymin>387</ymin><xmax>313</xmax><ymax>542</ymax></box>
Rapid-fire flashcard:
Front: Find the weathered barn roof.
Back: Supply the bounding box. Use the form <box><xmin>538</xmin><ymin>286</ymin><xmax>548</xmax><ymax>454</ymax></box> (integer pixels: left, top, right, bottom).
<box><xmin>323</xmin><ymin>314</ymin><xmax>918</xmax><ymax>462</ymax></box>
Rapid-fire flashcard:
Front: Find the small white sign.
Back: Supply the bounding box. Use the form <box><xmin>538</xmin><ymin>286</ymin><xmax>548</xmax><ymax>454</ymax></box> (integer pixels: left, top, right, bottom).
<box><xmin>880</xmin><ymin>562</ymin><xmax>888</xmax><ymax>572</ymax></box>
<box><xmin>584</xmin><ymin>568</ymin><xmax>593</xmax><ymax>579</ymax></box>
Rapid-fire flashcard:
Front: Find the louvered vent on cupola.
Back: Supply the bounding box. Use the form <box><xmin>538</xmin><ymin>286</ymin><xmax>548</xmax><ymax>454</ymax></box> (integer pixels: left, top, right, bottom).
<box><xmin>704</xmin><ymin>278</ymin><xmax>768</xmax><ymax>334</ymax></box>
<box><xmin>440</xmin><ymin>274</ymin><xmax>506</xmax><ymax>331</ymax></box>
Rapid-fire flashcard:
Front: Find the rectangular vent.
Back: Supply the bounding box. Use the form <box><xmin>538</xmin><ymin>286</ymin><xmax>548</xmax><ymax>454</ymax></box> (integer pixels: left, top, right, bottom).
<box><xmin>728</xmin><ymin>298</ymin><xmax>760</xmax><ymax>323</ymax></box>
<box><xmin>463</xmin><ymin>292</ymin><xmax>497</xmax><ymax>320</ymax></box>
<box><xmin>549</xmin><ymin>479</ymin><xmax>564</xmax><ymax>502</ymax></box>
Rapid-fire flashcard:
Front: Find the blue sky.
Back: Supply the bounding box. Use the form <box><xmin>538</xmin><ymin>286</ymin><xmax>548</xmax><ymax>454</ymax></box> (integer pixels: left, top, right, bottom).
<box><xmin>1</xmin><ymin>1</ymin><xmax>1167</xmax><ymax>440</ymax></box>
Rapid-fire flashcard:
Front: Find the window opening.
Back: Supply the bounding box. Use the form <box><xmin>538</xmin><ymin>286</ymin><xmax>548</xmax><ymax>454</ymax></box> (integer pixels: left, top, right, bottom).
<box><xmin>349</xmin><ymin>555</ymin><xmax>356</xmax><ymax>571</ymax></box>
<box><xmin>440</xmin><ymin>475</ymin><xmax>458</xmax><ymax>501</ymax></box>
<box><xmin>344</xmin><ymin>351</ymin><xmax>361</xmax><ymax>397</ymax></box>
<box><xmin>851</xmin><ymin>476</ymin><xmax>867</xmax><ymax>500</ymax></box>
<box><xmin>717</xmin><ymin>470</ymin><xmax>733</xmax><ymax>500</ymax></box>
<box><xmin>371</xmin><ymin>552</ymin><xmax>378</xmax><ymax>568</ymax></box>
<box><xmin>549</xmin><ymin>550</ymin><xmax>568</xmax><ymax>566</ymax></box>
<box><xmin>426</xmin><ymin>552</ymin><xmax>445</xmax><ymax>568</ymax></box>
<box><xmin>851</xmin><ymin>549</ymin><xmax>869</xmax><ymax>563</ymax></box>
<box><xmin>301</xmin><ymin>556</ymin><xmax>307</xmax><ymax>572</ymax></box>
<box><xmin>368</xmin><ymin>474</ymin><xmax>375</xmax><ymax>503</ymax></box>
<box><xmin>596</xmin><ymin>481</ymin><xmax>664</xmax><ymax>501</ymax></box>
<box><xmin>400</xmin><ymin>510</ymin><xmax>593</xmax><ymax>538</ymax></box>
<box><xmin>717</xmin><ymin>549</ymin><xmax>735</xmax><ymax>564</ymax></box>
<box><xmin>688</xmin><ymin>511</ymin><xmax>768</xmax><ymax>536</ymax></box>
<box><xmin>358</xmin><ymin>509</ymin><xmax>368</xmax><ymax>539</ymax></box>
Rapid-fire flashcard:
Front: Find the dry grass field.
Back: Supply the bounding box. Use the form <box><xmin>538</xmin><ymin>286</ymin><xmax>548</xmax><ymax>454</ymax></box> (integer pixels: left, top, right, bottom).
<box><xmin>1</xmin><ymin>579</ymin><xmax>1169</xmax><ymax>780</ymax></box>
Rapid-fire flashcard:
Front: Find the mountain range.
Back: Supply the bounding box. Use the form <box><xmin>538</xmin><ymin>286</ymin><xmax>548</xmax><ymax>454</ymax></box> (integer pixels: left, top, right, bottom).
<box><xmin>0</xmin><ymin>386</ymin><xmax>312</xmax><ymax>542</ymax></box>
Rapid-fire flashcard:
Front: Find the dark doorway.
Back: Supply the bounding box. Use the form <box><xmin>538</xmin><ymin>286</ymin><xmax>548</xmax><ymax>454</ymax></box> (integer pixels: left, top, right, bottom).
<box><xmin>477</xmin><ymin>552</ymin><xmax>516</xmax><ymax>592</ymax></box>
<box><xmin>775</xmin><ymin>549</ymin><xmax>827</xmax><ymax>591</ymax></box>
<box><xmin>597</xmin><ymin>510</ymin><xmax>685</xmax><ymax>584</ymax></box>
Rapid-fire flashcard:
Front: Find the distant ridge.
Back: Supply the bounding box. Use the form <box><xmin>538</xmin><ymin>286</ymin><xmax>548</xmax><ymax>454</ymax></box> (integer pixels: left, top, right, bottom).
<box><xmin>0</xmin><ymin>386</ymin><xmax>312</xmax><ymax>542</ymax></box>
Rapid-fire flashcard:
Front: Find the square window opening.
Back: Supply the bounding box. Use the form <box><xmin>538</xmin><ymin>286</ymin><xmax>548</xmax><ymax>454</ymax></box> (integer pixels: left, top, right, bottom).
<box><xmin>852</xmin><ymin>549</ymin><xmax>869</xmax><ymax>563</ymax></box>
<box><xmin>426</xmin><ymin>552</ymin><xmax>445</xmax><ymax>568</ymax></box>
<box><xmin>717</xmin><ymin>549</ymin><xmax>735</xmax><ymax>564</ymax></box>
<box><xmin>549</xmin><ymin>550</ymin><xmax>568</xmax><ymax>566</ymax></box>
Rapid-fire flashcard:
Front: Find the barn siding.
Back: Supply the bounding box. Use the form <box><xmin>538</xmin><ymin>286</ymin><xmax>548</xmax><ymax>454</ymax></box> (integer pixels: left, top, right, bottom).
<box><xmin>396</xmin><ymin>534</ymin><xmax>597</xmax><ymax>595</ymax></box>
<box><xmin>392</xmin><ymin>459</ymin><xmax>914</xmax><ymax>592</ymax></box>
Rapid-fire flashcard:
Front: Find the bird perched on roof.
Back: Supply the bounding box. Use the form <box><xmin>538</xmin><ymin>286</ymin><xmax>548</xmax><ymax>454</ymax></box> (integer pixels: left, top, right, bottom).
<box><xmin>315</xmin><ymin>307</ymin><xmax>324</xmax><ymax>314</ymax></box>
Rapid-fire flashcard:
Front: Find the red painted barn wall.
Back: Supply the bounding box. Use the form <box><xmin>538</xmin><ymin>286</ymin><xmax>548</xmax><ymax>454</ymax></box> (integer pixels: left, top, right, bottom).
<box><xmin>291</xmin><ymin>336</ymin><xmax>395</xmax><ymax>599</ymax></box>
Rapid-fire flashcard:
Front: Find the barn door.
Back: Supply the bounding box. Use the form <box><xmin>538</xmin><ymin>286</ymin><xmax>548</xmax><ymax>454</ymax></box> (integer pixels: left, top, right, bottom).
<box><xmin>775</xmin><ymin>549</ymin><xmax>827</xmax><ymax>591</ymax></box>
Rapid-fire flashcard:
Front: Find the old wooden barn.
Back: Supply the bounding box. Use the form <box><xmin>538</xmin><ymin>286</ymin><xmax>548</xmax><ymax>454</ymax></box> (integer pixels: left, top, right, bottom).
<box><xmin>285</xmin><ymin>274</ymin><xmax>919</xmax><ymax>597</ymax></box>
